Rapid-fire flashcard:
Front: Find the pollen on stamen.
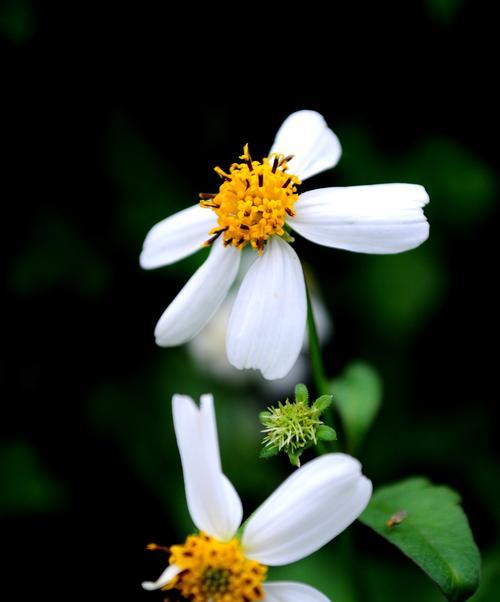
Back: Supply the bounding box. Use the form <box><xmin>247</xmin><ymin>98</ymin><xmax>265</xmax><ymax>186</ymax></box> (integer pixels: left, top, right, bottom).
<box><xmin>146</xmin><ymin>543</ymin><xmax>170</xmax><ymax>553</ymax></box>
<box><xmin>203</xmin><ymin>227</ymin><xmax>227</xmax><ymax>248</ymax></box>
<box><xmin>200</xmin><ymin>145</ymin><xmax>301</xmax><ymax>254</ymax></box>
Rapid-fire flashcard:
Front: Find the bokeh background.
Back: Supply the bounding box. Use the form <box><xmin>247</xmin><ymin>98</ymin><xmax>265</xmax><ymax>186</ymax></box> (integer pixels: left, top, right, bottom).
<box><xmin>2</xmin><ymin>1</ymin><xmax>498</xmax><ymax>600</ymax></box>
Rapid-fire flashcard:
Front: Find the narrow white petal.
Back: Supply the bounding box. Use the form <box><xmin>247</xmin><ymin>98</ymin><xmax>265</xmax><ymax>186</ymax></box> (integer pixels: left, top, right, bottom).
<box><xmin>226</xmin><ymin>237</ymin><xmax>306</xmax><ymax>380</ymax></box>
<box><xmin>269</xmin><ymin>111</ymin><xmax>342</xmax><ymax>181</ymax></box>
<box><xmin>142</xmin><ymin>564</ymin><xmax>181</xmax><ymax>591</ymax></box>
<box><xmin>140</xmin><ymin>204</ymin><xmax>217</xmax><ymax>269</ymax></box>
<box><xmin>242</xmin><ymin>454</ymin><xmax>372</xmax><ymax>565</ymax></box>
<box><xmin>289</xmin><ymin>184</ymin><xmax>430</xmax><ymax>254</ymax></box>
<box><xmin>155</xmin><ymin>238</ymin><xmax>240</xmax><ymax>346</ymax></box>
<box><xmin>264</xmin><ymin>582</ymin><xmax>331</xmax><ymax>602</ymax></box>
<box><xmin>172</xmin><ymin>394</ymin><xmax>242</xmax><ymax>541</ymax></box>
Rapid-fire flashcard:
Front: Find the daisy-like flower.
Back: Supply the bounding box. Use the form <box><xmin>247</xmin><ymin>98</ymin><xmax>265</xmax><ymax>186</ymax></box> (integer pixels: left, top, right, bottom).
<box><xmin>141</xmin><ymin>110</ymin><xmax>430</xmax><ymax>380</ymax></box>
<box><xmin>142</xmin><ymin>394</ymin><xmax>372</xmax><ymax>602</ymax></box>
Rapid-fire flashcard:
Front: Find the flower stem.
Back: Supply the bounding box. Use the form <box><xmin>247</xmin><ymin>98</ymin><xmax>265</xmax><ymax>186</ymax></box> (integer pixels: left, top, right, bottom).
<box><xmin>306</xmin><ymin>284</ymin><xmax>329</xmax><ymax>397</ymax></box>
<box><xmin>306</xmin><ymin>284</ymin><xmax>337</xmax><ymax>457</ymax></box>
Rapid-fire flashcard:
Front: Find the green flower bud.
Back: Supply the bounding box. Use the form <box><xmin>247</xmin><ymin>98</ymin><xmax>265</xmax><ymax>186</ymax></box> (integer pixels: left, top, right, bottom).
<box><xmin>260</xmin><ymin>397</ymin><xmax>322</xmax><ymax>463</ymax></box>
<box><xmin>259</xmin><ymin>386</ymin><xmax>337</xmax><ymax>465</ymax></box>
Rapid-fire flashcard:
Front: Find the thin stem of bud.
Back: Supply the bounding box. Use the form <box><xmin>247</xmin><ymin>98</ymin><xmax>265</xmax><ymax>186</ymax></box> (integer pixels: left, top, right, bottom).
<box><xmin>306</xmin><ymin>283</ymin><xmax>336</xmax><ymax>450</ymax></box>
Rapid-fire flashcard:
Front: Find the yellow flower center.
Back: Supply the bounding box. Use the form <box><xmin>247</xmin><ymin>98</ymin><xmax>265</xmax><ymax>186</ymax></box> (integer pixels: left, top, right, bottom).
<box><xmin>200</xmin><ymin>145</ymin><xmax>301</xmax><ymax>254</ymax></box>
<box><xmin>164</xmin><ymin>532</ymin><xmax>267</xmax><ymax>602</ymax></box>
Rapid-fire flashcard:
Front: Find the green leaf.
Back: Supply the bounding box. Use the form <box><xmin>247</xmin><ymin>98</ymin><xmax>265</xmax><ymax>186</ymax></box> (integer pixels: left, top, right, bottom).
<box><xmin>425</xmin><ymin>0</ymin><xmax>465</xmax><ymax>26</ymax></box>
<box><xmin>469</xmin><ymin>547</ymin><xmax>500</xmax><ymax>601</ymax></box>
<box><xmin>0</xmin><ymin>441</ymin><xmax>66</xmax><ymax>515</ymax></box>
<box><xmin>332</xmin><ymin>361</ymin><xmax>382</xmax><ymax>452</ymax></box>
<box><xmin>360</xmin><ymin>478</ymin><xmax>481</xmax><ymax>601</ymax></box>
<box><xmin>0</xmin><ymin>0</ymin><xmax>35</xmax><ymax>44</ymax></box>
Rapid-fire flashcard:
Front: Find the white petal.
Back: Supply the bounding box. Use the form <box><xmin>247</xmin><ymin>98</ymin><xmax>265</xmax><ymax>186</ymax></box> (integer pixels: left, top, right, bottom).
<box><xmin>142</xmin><ymin>564</ymin><xmax>181</xmax><ymax>591</ymax></box>
<box><xmin>155</xmin><ymin>238</ymin><xmax>240</xmax><ymax>346</ymax></box>
<box><xmin>226</xmin><ymin>237</ymin><xmax>306</xmax><ymax>380</ymax></box>
<box><xmin>172</xmin><ymin>394</ymin><xmax>243</xmax><ymax>541</ymax></box>
<box><xmin>289</xmin><ymin>184</ymin><xmax>430</xmax><ymax>254</ymax></box>
<box><xmin>264</xmin><ymin>582</ymin><xmax>331</xmax><ymax>602</ymax></box>
<box><xmin>242</xmin><ymin>454</ymin><xmax>372</xmax><ymax>565</ymax></box>
<box><xmin>140</xmin><ymin>204</ymin><xmax>217</xmax><ymax>269</ymax></box>
<box><xmin>269</xmin><ymin>111</ymin><xmax>342</xmax><ymax>181</ymax></box>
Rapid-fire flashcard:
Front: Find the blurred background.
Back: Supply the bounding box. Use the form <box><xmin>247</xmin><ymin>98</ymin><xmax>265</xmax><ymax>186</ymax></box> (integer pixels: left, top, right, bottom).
<box><xmin>2</xmin><ymin>1</ymin><xmax>498</xmax><ymax>600</ymax></box>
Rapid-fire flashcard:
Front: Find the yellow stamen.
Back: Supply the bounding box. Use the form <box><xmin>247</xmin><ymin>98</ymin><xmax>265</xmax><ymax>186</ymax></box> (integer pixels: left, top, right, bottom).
<box><xmin>162</xmin><ymin>532</ymin><xmax>267</xmax><ymax>602</ymax></box>
<box><xmin>200</xmin><ymin>145</ymin><xmax>301</xmax><ymax>254</ymax></box>
<box><xmin>146</xmin><ymin>543</ymin><xmax>169</xmax><ymax>553</ymax></box>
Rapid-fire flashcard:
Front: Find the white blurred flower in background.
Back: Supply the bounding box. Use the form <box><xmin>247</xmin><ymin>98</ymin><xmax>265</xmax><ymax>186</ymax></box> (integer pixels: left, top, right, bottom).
<box><xmin>188</xmin><ymin>264</ymin><xmax>331</xmax><ymax>395</ymax></box>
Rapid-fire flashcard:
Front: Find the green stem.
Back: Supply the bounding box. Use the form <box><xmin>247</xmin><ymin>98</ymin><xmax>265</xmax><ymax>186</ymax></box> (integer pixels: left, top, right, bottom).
<box><xmin>306</xmin><ymin>284</ymin><xmax>329</xmax><ymax>397</ymax></box>
<box><xmin>306</xmin><ymin>285</ymin><xmax>337</xmax><ymax>456</ymax></box>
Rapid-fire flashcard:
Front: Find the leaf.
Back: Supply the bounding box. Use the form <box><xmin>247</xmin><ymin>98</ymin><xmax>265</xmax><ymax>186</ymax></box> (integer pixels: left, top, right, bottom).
<box><xmin>356</xmin><ymin>249</ymin><xmax>447</xmax><ymax>340</ymax></box>
<box><xmin>332</xmin><ymin>361</ymin><xmax>382</xmax><ymax>452</ymax></box>
<box><xmin>0</xmin><ymin>441</ymin><xmax>66</xmax><ymax>515</ymax></box>
<box><xmin>425</xmin><ymin>0</ymin><xmax>465</xmax><ymax>26</ymax></box>
<box><xmin>360</xmin><ymin>478</ymin><xmax>481</xmax><ymax>601</ymax></box>
<box><xmin>469</xmin><ymin>547</ymin><xmax>500</xmax><ymax>601</ymax></box>
<box><xmin>0</xmin><ymin>0</ymin><xmax>35</xmax><ymax>44</ymax></box>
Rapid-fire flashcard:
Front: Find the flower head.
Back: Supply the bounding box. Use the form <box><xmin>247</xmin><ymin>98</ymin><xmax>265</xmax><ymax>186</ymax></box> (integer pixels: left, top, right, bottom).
<box><xmin>260</xmin><ymin>384</ymin><xmax>336</xmax><ymax>466</ymax></box>
<box><xmin>142</xmin><ymin>394</ymin><xmax>372</xmax><ymax>602</ymax></box>
<box><xmin>141</xmin><ymin>111</ymin><xmax>430</xmax><ymax>380</ymax></box>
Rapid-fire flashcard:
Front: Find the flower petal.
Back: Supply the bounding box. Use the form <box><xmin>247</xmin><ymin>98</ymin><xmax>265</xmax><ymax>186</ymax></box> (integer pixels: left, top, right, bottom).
<box><xmin>242</xmin><ymin>454</ymin><xmax>372</xmax><ymax>565</ymax></box>
<box><xmin>142</xmin><ymin>564</ymin><xmax>181</xmax><ymax>591</ymax></box>
<box><xmin>269</xmin><ymin>110</ymin><xmax>342</xmax><ymax>181</ymax></box>
<box><xmin>155</xmin><ymin>238</ymin><xmax>240</xmax><ymax>346</ymax></box>
<box><xmin>289</xmin><ymin>184</ymin><xmax>430</xmax><ymax>254</ymax></box>
<box><xmin>172</xmin><ymin>394</ymin><xmax>243</xmax><ymax>541</ymax></box>
<box><xmin>140</xmin><ymin>204</ymin><xmax>217</xmax><ymax>269</ymax></box>
<box><xmin>226</xmin><ymin>237</ymin><xmax>306</xmax><ymax>380</ymax></box>
<box><xmin>264</xmin><ymin>582</ymin><xmax>331</xmax><ymax>602</ymax></box>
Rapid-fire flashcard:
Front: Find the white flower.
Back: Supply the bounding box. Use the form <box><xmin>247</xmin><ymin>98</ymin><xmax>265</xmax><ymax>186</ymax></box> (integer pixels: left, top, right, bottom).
<box><xmin>142</xmin><ymin>394</ymin><xmax>372</xmax><ymax>602</ymax></box>
<box><xmin>141</xmin><ymin>110</ymin><xmax>430</xmax><ymax>380</ymax></box>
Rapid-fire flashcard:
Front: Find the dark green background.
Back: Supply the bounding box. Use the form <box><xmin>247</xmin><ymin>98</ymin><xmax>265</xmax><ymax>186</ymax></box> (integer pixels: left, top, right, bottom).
<box><xmin>2</xmin><ymin>1</ymin><xmax>498</xmax><ymax>600</ymax></box>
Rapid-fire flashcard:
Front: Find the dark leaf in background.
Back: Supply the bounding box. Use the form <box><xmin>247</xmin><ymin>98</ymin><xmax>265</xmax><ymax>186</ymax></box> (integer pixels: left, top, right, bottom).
<box><xmin>0</xmin><ymin>0</ymin><xmax>34</xmax><ymax>44</ymax></box>
<box><xmin>332</xmin><ymin>362</ymin><xmax>382</xmax><ymax>453</ymax></box>
<box><xmin>0</xmin><ymin>441</ymin><xmax>66</xmax><ymax>515</ymax></box>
